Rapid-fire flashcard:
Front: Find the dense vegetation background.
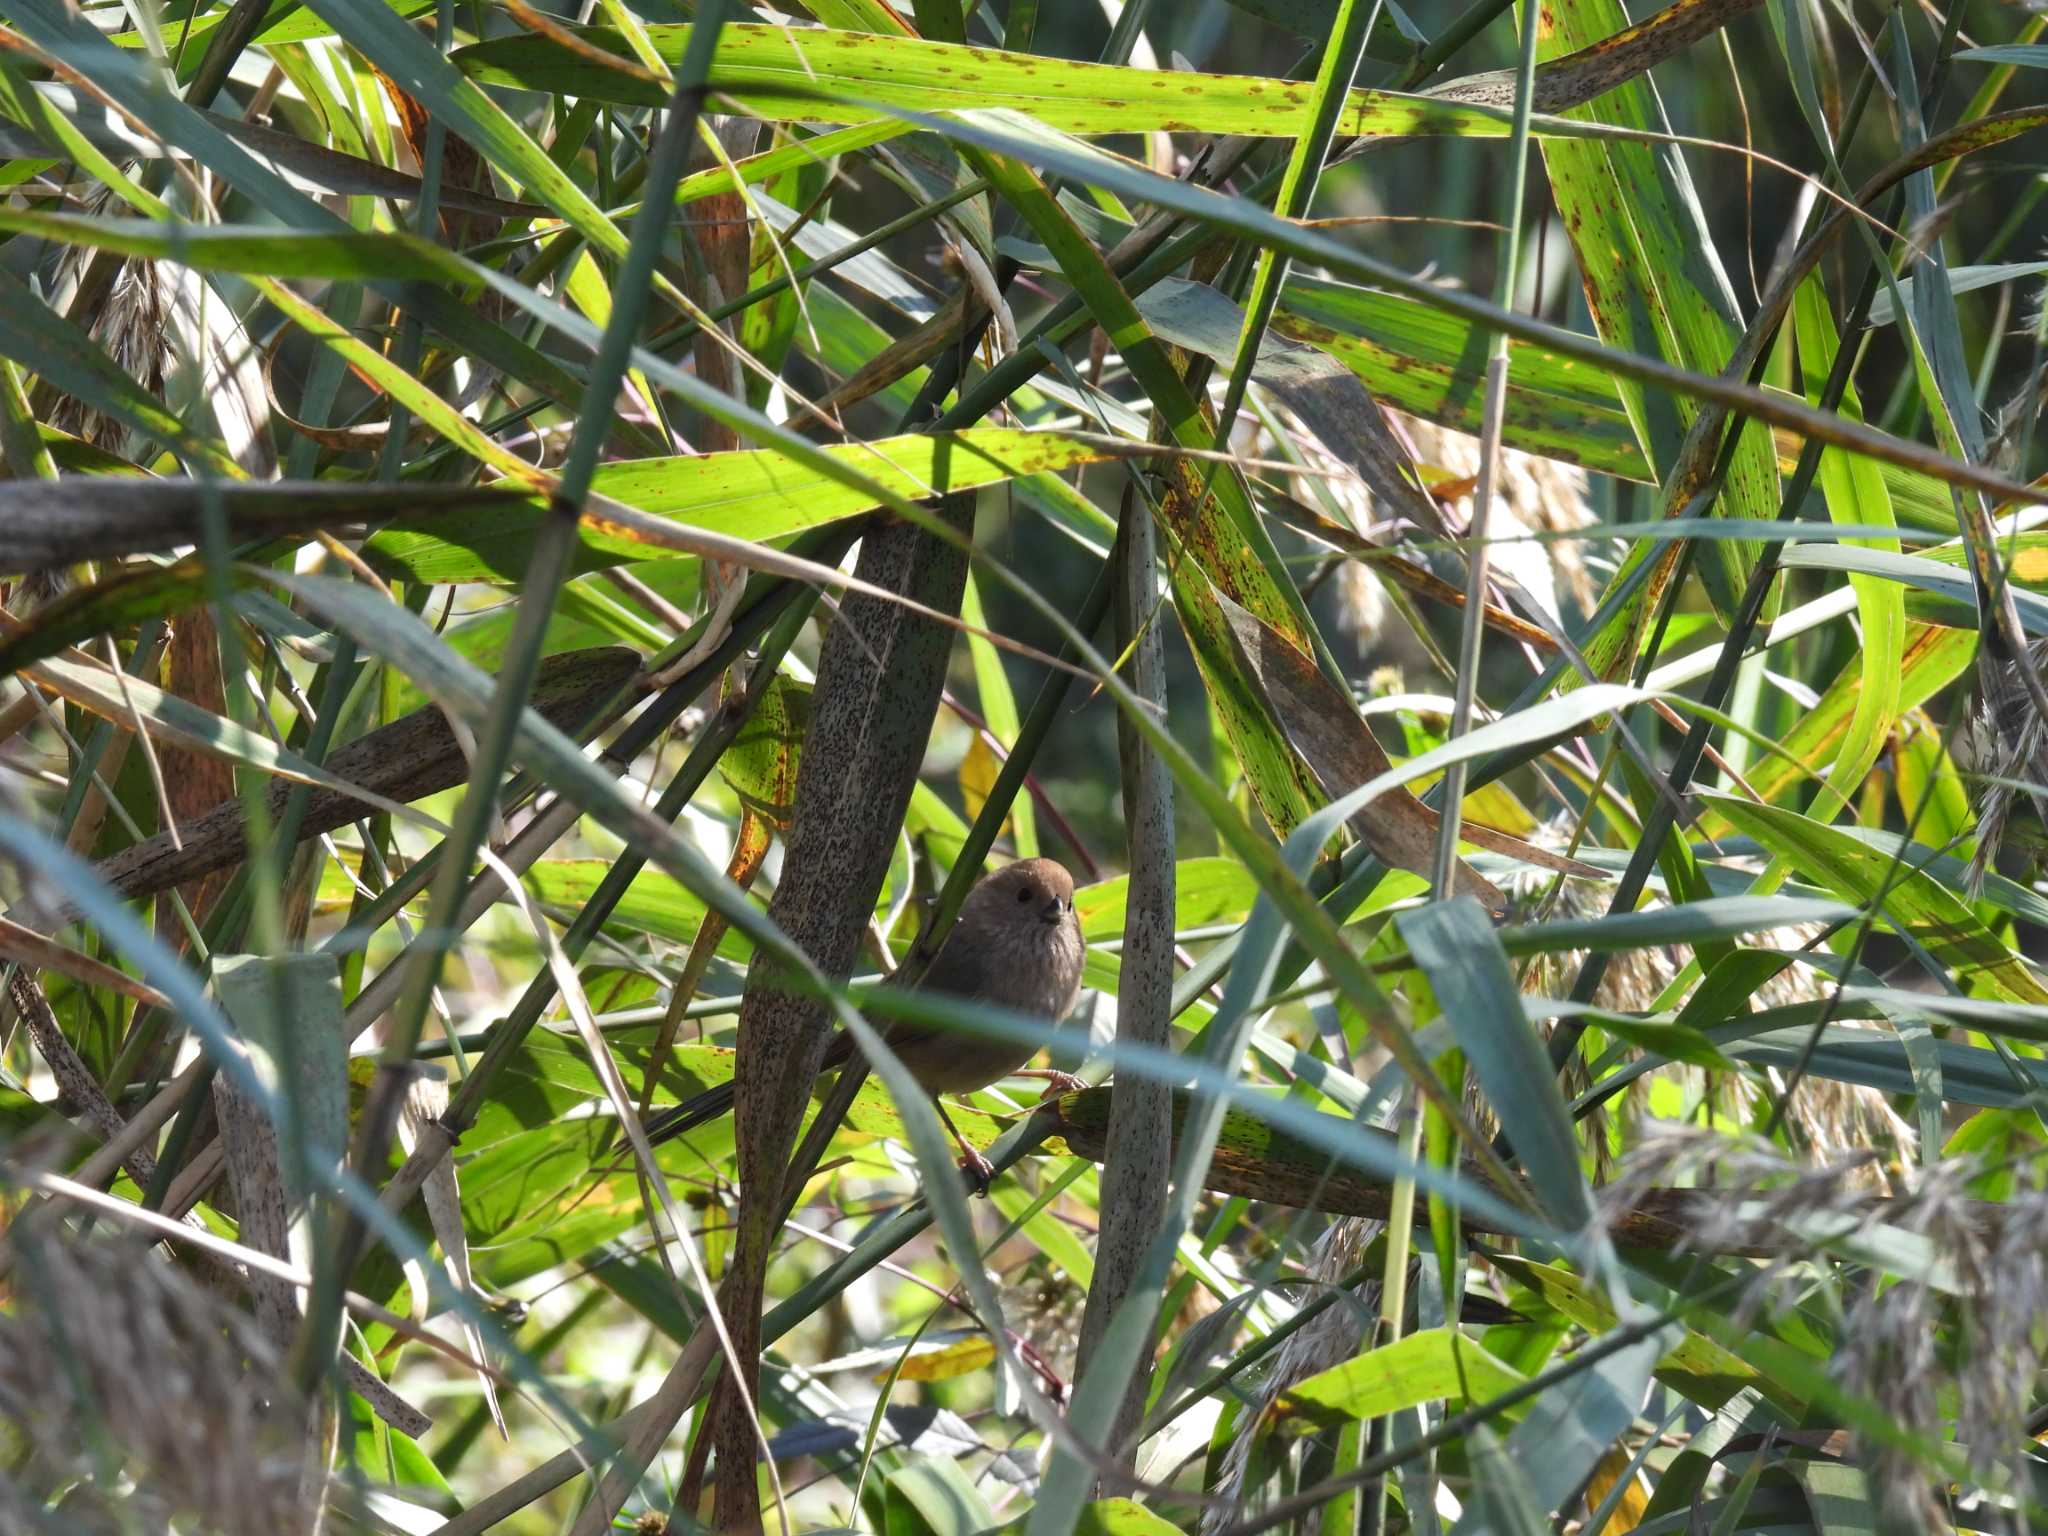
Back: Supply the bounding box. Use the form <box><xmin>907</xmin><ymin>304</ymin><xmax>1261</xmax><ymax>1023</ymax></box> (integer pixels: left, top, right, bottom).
<box><xmin>0</xmin><ymin>0</ymin><xmax>2046</xmax><ymax>1530</ymax></box>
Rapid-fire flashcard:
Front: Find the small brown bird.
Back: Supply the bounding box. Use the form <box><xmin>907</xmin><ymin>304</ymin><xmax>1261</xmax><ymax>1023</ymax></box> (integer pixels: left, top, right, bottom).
<box><xmin>645</xmin><ymin>858</ymin><xmax>1088</xmax><ymax>1187</ymax></box>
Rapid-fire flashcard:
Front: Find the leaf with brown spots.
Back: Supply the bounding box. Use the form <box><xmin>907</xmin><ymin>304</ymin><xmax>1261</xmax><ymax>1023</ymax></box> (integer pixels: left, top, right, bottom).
<box><xmin>1535</xmin><ymin>0</ymin><xmax>1779</xmax><ymax>669</ymax></box>
<box><xmin>450</xmin><ymin>21</ymin><xmax>1750</xmax><ymax>139</ymax></box>
<box><xmin>719</xmin><ymin>674</ymin><xmax>809</xmax><ymax>829</ymax></box>
<box><xmin>1426</xmin><ymin>0</ymin><xmax>1767</xmax><ymax>112</ymax></box>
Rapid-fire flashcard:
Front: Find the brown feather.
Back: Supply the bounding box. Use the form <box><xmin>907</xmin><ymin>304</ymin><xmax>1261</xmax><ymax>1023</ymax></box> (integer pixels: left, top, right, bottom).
<box><xmin>646</xmin><ymin>859</ymin><xmax>1085</xmax><ymax>1147</ymax></box>
<box><xmin>821</xmin><ymin>858</ymin><xmax>1085</xmax><ymax>1092</ymax></box>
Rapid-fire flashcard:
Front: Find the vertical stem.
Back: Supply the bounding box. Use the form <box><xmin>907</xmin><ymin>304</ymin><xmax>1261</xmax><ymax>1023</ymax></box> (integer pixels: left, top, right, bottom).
<box><xmin>1428</xmin><ymin>0</ymin><xmax>1541</xmax><ymax>898</ymax></box>
<box><xmin>706</xmin><ymin>498</ymin><xmax>974</xmax><ymax>1535</ymax></box>
<box><xmin>1366</xmin><ymin>1091</ymin><xmax>1424</xmax><ymax>1529</ymax></box>
<box><xmin>1073</xmin><ymin>486</ymin><xmax>1177</xmax><ymax>1476</ymax></box>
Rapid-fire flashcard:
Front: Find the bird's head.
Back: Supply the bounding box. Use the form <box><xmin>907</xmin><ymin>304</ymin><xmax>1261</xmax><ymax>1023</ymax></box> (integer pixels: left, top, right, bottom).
<box><xmin>969</xmin><ymin>857</ymin><xmax>1077</xmax><ymax>932</ymax></box>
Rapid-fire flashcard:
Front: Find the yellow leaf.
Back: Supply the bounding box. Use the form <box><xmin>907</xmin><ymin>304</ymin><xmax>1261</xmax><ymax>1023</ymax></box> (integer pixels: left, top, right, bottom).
<box><xmin>1582</xmin><ymin>1444</ymin><xmax>1650</xmax><ymax>1531</ymax></box>
<box><xmin>959</xmin><ymin>733</ymin><xmax>1002</xmax><ymax>829</ymax></box>
<box><xmin>1460</xmin><ymin>780</ymin><xmax>1538</xmax><ymax>837</ymax></box>
<box><xmin>890</xmin><ymin>1334</ymin><xmax>996</xmax><ymax>1382</ymax></box>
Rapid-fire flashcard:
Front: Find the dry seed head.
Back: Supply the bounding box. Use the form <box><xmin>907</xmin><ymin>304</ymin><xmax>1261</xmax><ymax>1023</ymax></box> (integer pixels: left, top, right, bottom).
<box><xmin>1365</xmin><ymin>665</ymin><xmax>1406</xmax><ymax>697</ymax></box>
<box><xmin>1199</xmin><ymin>1216</ymin><xmax>1383</xmax><ymax>1536</ymax></box>
<box><xmin>1609</xmin><ymin>1131</ymin><xmax>2048</xmax><ymax>1531</ymax></box>
<box><xmin>1012</xmin><ymin>1264</ymin><xmax>1087</xmax><ymax>1386</ymax></box>
<box><xmin>1836</xmin><ymin>1163</ymin><xmax>2048</xmax><ymax>1531</ymax></box>
<box><xmin>0</xmin><ymin>1222</ymin><xmax>309</xmax><ymax>1536</ymax></box>
<box><xmin>1392</xmin><ymin>414</ymin><xmax>1599</xmax><ymax>621</ymax></box>
<box><xmin>1964</xmin><ymin>634</ymin><xmax>2048</xmax><ymax>894</ymax></box>
<box><xmin>1596</xmin><ymin>1125</ymin><xmax>1890</xmax><ymax>1269</ymax></box>
<box><xmin>1258</xmin><ymin>405</ymin><xmax>1597</xmax><ymax>654</ymax></box>
<box><xmin>1506</xmin><ymin>850</ymin><xmax>1916</xmax><ymax>1181</ymax></box>
<box><xmin>47</xmin><ymin>253</ymin><xmax>171</xmax><ymax>456</ymax></box>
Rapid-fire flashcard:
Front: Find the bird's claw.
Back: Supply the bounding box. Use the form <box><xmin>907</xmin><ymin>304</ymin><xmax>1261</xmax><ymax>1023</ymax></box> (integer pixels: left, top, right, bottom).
<box><xmin>1035</xmin><ymin>1071</ymin><xmax>1086</xmax><ymax>1100</ymax></box>
<box><xmin>957</xmin><ymin>1149</ymin><xmax>996</xmax><ymax>1197</ymax></box>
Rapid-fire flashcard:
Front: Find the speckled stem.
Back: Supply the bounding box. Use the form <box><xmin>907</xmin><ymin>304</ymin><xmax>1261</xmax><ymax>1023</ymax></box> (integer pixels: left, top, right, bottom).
<box><xmin>708</xmin><ymin>498</ymin><xmax>973</xmax><ymax>1533</ymax></box>
<box><xmin>1074</xmin><ymin>487</ymin><xmax>1177</xmax><ymax>1473</ymax></box>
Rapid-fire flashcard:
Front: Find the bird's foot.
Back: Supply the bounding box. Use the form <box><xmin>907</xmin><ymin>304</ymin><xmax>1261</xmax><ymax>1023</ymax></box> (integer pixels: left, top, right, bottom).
<box><xmin>1018</xmin><ymin>1069</ymin><xmax>1087</xmax><ymax>1100</ymax></box>
<box><xmin>957</xmin><ymin>1147</ymin><xmax>997</xmax><ymax>1197</ymax></box>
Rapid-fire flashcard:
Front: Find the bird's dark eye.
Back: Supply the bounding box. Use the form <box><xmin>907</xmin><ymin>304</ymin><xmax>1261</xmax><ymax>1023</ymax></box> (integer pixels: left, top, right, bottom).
<box><xmin>1017</xmin><ymin>885</ymin><xmax>1033</xmax><ymax>903</ymax></box>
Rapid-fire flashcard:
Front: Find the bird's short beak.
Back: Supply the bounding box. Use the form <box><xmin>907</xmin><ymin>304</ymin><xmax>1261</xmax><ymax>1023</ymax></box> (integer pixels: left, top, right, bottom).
<box><xmin>1040</xmin><ymin>896</ymin><xmax>1068</xmax><ymax>925</ymax></box>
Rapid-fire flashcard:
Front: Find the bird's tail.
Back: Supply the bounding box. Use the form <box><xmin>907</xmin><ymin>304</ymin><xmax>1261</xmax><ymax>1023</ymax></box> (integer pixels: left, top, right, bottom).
<box><xmin>643</xmin><ymin>1080</ymin><xmax>736</xmax><ymax>1146</ymax></box>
